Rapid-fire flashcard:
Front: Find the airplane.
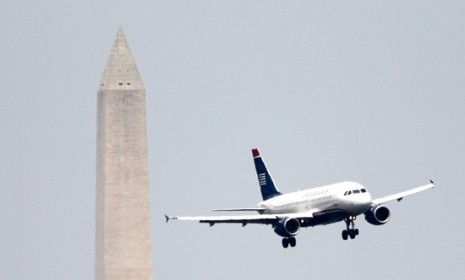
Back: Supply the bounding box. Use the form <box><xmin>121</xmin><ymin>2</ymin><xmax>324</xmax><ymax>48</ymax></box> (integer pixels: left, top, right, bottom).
<box><xmin>166</xmin><ymin>148</ymin><xmax>435</xmax><ymax>248</ymax></box>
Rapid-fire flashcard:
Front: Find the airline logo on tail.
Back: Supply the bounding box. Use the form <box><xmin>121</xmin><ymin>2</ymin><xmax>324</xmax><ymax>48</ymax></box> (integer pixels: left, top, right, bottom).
<box><xmin>258</xmin><ymin>173</ymin><xmax>267</xmax><ymax>186</ymax></box>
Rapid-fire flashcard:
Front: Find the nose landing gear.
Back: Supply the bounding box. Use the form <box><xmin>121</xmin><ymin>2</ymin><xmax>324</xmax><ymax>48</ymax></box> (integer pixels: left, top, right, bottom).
<box><xmin>341</xmin><ymin>216</ymin><xmax>359</xmax><ymax>240</ymax></box>
<box><xmin>282</xmin><ymin>237</ymin><xmax>297</xmax><ymax>248</ymax></box>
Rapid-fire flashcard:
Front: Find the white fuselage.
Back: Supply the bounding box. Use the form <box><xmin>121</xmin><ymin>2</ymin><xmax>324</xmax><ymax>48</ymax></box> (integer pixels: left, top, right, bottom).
<box><xmin>258</xmin><ymin>181</ymin><xmax>372</xmax><ymax>216</ymax></box>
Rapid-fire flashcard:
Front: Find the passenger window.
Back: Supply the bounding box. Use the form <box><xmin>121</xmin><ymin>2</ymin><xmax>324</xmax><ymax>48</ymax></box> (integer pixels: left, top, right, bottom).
<box><xmin>353</xmin><ymin>190</ymin><xmax>360</xmax><ymax>194</ymax></box>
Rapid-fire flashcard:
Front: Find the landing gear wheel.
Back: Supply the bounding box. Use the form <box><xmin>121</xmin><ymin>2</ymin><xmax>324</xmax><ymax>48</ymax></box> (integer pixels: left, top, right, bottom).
<box><xmin>289</xmin><ymin>237</ymin><xmax>296</xmax><ymax>247</ymax></box>
<box><xmin>282</xmin><ymin>238</ymin><xmax>289</xmax><ymax>248</ymax></box>
<box><xmin>342</xmin><ymin>230</ymin><xmax>348</xmax><ymax>240</ymax></box>
<box><xmin>343</xmin><ymin>216</ymin><xmax>359</xmax><ymax>240</ymax></box>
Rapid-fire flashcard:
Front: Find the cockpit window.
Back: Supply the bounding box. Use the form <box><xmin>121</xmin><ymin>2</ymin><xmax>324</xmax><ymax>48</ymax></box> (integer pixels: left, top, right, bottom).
<box><xmin>348</xmin><ymin>190</ymin><xmax>352</xmax><ymax>195</ymax></box>
<box><xmin>361</xmin><ymin>189</ymin><xmax>366</xmax><ymax>193</ymax></box>
<box><xmin>343</xmin><ymin>191</ymin><xmax>348</xmax><ymax>196</ymax></box>
<box><xmin>353</xmin><ymin>189</ymin><xmax>360</xmax><ymax>194</ymax></box>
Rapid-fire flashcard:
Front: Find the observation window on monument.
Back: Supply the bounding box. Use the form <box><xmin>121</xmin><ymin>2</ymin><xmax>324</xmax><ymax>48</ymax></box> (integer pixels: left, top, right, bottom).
<box><xmin>127</xmin><ymin>83</ymin><xmax>131</xmax><ymax>85</ymax></box>
<box><xmin>118</xmin><ymin>82</ymin><xmax>123</xmax><ymax>85</ymax></box>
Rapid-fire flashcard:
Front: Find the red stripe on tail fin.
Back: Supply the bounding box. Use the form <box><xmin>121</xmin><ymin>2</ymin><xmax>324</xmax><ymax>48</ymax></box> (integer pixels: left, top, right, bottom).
<box><xmin>252</xmin><ymin>148</ymin><xmax>260</xmax><ymax>158</ymax></box>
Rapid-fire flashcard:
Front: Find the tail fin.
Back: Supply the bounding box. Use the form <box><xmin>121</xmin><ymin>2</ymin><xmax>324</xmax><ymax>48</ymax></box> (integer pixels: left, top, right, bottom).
<box><xmin>252</xmin><ymin>148</ymin><xmax>282</xmax><ymax>200</ymax></box>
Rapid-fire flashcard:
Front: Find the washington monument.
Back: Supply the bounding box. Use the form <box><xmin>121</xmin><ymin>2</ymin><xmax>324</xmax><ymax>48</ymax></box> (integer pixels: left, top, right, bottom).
<box><xmin>95</xmin><ymin>28</ymin><xmax>153</xmax><ymax>280</ymax></box>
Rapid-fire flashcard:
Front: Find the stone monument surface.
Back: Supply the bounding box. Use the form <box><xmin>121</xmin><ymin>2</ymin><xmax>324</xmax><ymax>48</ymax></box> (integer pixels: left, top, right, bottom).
<box><xmin>95</xmin><ymin>28</ymin><xmax>153</xmax><ymax>280</ymax></box>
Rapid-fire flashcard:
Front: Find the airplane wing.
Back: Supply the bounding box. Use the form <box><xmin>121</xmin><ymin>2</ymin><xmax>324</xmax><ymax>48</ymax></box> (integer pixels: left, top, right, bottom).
<box><xmin>371</xmin><ymin>180</ymin><xmax>435</xmax><ymax>205</ymax></box>
<box><xmin>212</xmin><ymin>207</ymin><xmax>266</xmax><ymax>213</ymax></box>
<box><xmin>165</xmin><ymin>210</ymin><xmax>317</xmax><ymax>226</ymax></box>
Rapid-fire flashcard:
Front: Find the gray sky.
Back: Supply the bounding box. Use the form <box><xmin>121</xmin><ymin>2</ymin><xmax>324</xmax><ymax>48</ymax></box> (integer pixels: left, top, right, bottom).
<box><xmin>1</xmin><ymin>1</ymin><xmax>464</xmax><ymax>279</ymax></box>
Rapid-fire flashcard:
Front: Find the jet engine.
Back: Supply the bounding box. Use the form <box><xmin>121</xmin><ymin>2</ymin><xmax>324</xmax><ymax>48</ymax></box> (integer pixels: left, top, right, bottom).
<box><xmin>274</xmin><ymin>218</ymin><xmax>300</xmax><ymax>237</ymax></box>
<box><xmin>364</xmin><ymin>205</ymin><xmax>391</xmax><ymax>225</ymax></box>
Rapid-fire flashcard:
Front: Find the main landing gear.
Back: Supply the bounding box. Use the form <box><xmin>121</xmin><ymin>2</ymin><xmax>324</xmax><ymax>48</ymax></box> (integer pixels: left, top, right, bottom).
<box><xmin>341</xmin><ymin>216</ymin><xmax>359</xmax><ymax>240</ymax></box>
<box><xmin>282</xmin><ymin>237</ymin><xmax>296</xmax><ymax>248</ymax></box>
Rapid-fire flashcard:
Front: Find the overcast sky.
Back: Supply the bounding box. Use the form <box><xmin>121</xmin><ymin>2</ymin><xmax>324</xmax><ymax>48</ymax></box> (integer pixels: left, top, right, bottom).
<box><xmin>1</xmin><ymin>1</ymin><xmax>464</xmax><ymax>279</ymax></box>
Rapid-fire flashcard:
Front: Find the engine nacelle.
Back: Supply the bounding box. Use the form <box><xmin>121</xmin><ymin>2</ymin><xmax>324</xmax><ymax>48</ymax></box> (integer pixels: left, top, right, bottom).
<box><xmin>274</xmin><ymin>218</ymin><xmax>300</xmax><ymax>237</ymax></box>
<box><xmin>364</xmin><ymin>205</ymin><xmax>391</xmax><ymax>225</ymax></box>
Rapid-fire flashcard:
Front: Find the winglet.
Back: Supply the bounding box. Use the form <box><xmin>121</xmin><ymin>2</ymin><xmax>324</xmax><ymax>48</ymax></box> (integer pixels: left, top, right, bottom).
<box><xmin>252</xmin><ymin>148</ymin><xmax>260</xmax><ymax>158</ymax></box>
